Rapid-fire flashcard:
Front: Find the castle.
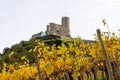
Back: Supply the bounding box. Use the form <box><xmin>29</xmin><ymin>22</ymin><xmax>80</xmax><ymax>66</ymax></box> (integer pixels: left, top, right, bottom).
<box><xmin>32</xmin><ymin>16</ymin><xmax>71</xmax><ymax>38</ymax></box>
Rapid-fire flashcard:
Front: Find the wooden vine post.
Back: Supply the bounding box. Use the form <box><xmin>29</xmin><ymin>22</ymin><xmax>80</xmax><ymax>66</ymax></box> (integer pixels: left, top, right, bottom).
<box><xmin>35</xmin><ymin>52</ymin><xmax>41</xmax><ymax>80</ymax></box>
<box><xmin>97</xmin><ymin>29</ymin><xmax>114</xmax><ymax>80</ymax></box>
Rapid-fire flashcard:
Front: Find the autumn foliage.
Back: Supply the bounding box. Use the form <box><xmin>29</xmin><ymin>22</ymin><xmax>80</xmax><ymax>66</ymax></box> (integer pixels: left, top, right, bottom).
<box><xmin>0</xmin><ymin>31</ymin><xmax>120</xmax><ymax>80</ymax></box>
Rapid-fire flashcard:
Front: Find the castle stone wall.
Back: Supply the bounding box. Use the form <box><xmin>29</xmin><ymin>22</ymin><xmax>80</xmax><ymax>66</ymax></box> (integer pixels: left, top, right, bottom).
<box><xmin>32</xmin><ymin>16</ymin><xmax>71</xmax><ymax>39</ymax></box>
<box><xmin>62</xmin><ymin>17</ymin><xmax>70</xmax><ymax>34</ymax></box>
<box><xmin>46</xmin><ymin>17</ymin><xmax>71</xmax><ymax>37</ymax></box>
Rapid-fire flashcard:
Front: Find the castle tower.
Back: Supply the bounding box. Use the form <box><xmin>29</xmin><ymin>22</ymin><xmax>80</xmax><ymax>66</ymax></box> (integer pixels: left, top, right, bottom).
<box><xmin>61</xmin><ymin>17</ymin><xmax>70</xmax><ymax>36</ymax></box>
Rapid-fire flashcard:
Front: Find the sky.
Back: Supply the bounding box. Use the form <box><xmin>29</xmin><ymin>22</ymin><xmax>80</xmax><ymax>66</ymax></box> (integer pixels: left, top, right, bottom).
<box><xmin>0</xmin><ymin>0</ymin><xmax>120</xmax><ymax>53</ymax></box>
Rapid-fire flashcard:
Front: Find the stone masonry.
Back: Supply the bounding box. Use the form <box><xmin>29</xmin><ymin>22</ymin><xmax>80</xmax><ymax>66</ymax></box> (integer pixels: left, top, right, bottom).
<box><xmin>32</xmin><ymin>16</ymin><xmax>71</xmax><ymax>38</ymax></box>
<box><xmin>46</xmin><ymin>16</ymin><xmax>71</xmax><ymax>37</ymax></box>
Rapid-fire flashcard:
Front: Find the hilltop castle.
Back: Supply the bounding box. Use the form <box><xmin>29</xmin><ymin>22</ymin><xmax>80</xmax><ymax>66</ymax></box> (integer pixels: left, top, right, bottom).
<box><xmin>32</xmin><ymin>16</ymin><xmax>71</xmax><ymax>38</ymax></box>
<box><xmin>46</xmin><ymin>16</ymin><xmax>70</xmax><ymax>37</ymax></box>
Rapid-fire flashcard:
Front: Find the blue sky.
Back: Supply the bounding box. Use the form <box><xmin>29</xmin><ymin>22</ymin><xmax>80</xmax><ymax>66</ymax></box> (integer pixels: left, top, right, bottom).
<box><xmin>0</xmin><ymin>0</ymin><xmax>120</xmax><ymax>53</ymax></box>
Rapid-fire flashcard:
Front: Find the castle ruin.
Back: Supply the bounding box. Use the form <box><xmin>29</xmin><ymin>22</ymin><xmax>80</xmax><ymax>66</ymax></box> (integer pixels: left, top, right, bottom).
<box><xmin>32</xmin><ymin>16</ymin><xmax>71</xmax><ymax>38</ymax></box>
<box><xmin>46</xmin><ymin>16</ymin><xmax>71</xmax><ymax>37</ymax></box>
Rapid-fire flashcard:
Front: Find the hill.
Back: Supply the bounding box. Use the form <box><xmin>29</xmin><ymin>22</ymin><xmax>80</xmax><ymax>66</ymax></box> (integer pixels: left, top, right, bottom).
<box><xmin>0</xmin><ymin>34</ymin><xmax>94</xmax><ymax>69</ymax></box>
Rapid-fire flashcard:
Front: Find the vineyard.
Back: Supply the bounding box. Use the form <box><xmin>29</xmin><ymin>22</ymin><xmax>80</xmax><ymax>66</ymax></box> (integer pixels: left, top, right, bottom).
<box><xmin>0</xmin><ymin>29</ymin><xmax>120</xmax><ymax>80</ymax></box>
